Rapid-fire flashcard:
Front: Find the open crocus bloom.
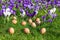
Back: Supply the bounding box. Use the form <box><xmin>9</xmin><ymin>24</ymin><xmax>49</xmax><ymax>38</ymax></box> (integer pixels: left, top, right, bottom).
<box><xmin>49</xmin><ymin>7</ymin><xmax>56</xmax><ymax>14</ymax></box>
<box><xmin>3</xmin><ymin>8</ymin><xmax>11</xmax><ymax>17</ymax></box>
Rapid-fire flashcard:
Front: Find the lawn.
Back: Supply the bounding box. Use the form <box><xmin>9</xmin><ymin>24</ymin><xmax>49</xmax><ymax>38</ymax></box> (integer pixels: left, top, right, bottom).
<box><xmin>0</xmin><ymin>6</ymin><xmax>60</xmax><ymax>40</ymax></box>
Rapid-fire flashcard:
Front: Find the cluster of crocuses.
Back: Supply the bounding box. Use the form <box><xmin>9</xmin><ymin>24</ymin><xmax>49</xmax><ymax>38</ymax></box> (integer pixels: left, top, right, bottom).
<box><xmin>0</xmin><ymin>0</ymin><xmax>60</xmax><ymax>22</ymax></box>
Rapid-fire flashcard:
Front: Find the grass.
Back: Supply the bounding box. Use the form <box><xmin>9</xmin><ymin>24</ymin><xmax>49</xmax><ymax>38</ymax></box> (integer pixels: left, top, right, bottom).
<box><xmin>0</xmin><ymin>7</ymin><xmax>60</xmax><ymax>40</ymax></box>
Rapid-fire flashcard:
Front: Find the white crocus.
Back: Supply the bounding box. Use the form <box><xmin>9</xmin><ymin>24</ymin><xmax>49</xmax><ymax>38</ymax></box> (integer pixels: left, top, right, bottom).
<box><xmin>20</xmin><ymin>10</ymin><xmax>25</xmax><ymax>17</ymax></box>
<box><xmin>53</xmin><ymin>8</ymin><xmax>56</xmax><ymax>13</ymax></box>
<box><xmin>6</xmin><ymin>8</ymin><xmax>10</xmax><ymax>12</ymax></box>
<box><xmin>3</xmin><ymin>8</ymin><xmax>11</xmax><ymax>17</ymax></box>
<box><xmin>49</xmin><ymin>7</ymin><xmax>57</xmax><ymax>18</ymax></box>
<box><xmin>50</xmin><ymin>7</ymin><xmax>56</xmax><ymax>14</ymax></box>
<box><xmin>35</xmin><ymin>10</ymin><xmax>38</xmax><ymax>15</ymax></box>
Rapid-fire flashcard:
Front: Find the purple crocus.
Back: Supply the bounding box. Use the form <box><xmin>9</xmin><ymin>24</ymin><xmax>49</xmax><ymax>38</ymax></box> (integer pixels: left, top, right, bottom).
<box><xmin>42</xmin><ymin>15</ymin><xmax>46</xmax><ymax>21</ymax></box>
<box><xmin>26</xmin><ymin>11</ymin><xmax>36</xmax><ymax>17</ymax></box>
<box><xmin>2</xmin><ymin>5</ymin><xmax>6</xmax><ymax>9</ymax></box>
<box><xmin>50</xmin><ymin>13</ymin><xmax>57</xmax><ymax>18</ymax></box>
<box><xmin>47</xmin><ymin>19</ymin><xmax>52</xmax><ymax>23</ymax></box>
<box><xmin>15</xmin><ymin>4</ymin><xmax>19</xmax><ymax>8</ymax></box>
<box><xmin>10</xmin><ymin>10</ymin><xmax>16</xmax><ymax>15</ymax></box>
<box><xmin>57</xmin><ymin>1</ymin><xmax>60</xmax><ymax>6</ymax></box>
<box><xmin>9</xmin><ymin>0</ymin><xmax>16</xmax><ymax>4</ymax></box>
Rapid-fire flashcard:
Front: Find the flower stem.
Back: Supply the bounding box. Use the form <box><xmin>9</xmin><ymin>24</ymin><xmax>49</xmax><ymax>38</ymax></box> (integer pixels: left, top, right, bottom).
<box><xmin>7</xmin><ymin>16</ymin><xmax>10</xmax><ymax>22</ymax></box>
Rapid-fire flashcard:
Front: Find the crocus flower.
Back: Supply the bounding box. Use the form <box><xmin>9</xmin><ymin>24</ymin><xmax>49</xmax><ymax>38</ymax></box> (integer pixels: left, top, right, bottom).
<box><xmin>3</xmin><ymin>8</ymin><xmax>11</xmax><ymax>17</ymax></box>
<box><xmin>57</xmin><ymin>1</ymin><xmax>60</xmax><ymax>6</ymax></box>
<box><xmin>46</xmin><ymin>0</ymin><xmax>50</xmax><ymax>2</ymax></box>
<box><xmin>27</xmin><ymin>5</ymin><xmax>34</xmax><ymax>9</ymax></box>
<box><xmin>48</xmin><ymin>7</ymin><xmax>56</xmax><ymax>14</ymax></box>
<box><xmin>10</xmin><ymin>0</ymin><xmax>16</xmax><ymax>4</ymax></box>
<box><xmin>20</xmin><ymin>8</ymin><xmax>26</xmax><ymax>17</ymax></box>
<box><xmin>50</xmin><ymin>13</ymin><xmax>57</xmax><ymax>18</ymax></box>
<box><xmin>26</xmin><ymin>11</ymin><xmax>37</xmax><ymax>17</ymax></box>
<box><xmin>47</xmin><ymin>19</ymin><xmax>52</xmax><ymax>23</ymax></box>
<box><xmin>48</xmin><ymin>7</ymin><xmax>57</xmax><ymax>18</ymax></box>
<box><xmin>42</xmin><ymin>15</ymin><xmax>46</xmax><ymax>21</ymax></box>
<box><xmin>49</xmin><ymin>7</ymin><xmax>56</xmax><ymax>14</ymax></box>
<box><xmin>10</xmin><ymin>10</ymin><xmax>16</xmax><ymax>15</ymax></box>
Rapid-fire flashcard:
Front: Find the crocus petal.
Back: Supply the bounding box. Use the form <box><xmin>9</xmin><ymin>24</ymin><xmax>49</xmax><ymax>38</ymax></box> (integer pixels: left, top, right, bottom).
<box><xmin>47</xmin><ymin>19</ymin><xmax>52</xmax><ymax>22</ymax></box>
<box><xmin>7</xmin><ymin>12</ymin><xmax>11</xmax><ymax>16</ymax></box>
<box><xmin>3</xmin><ymin>12</ymin><xmax>7</xmax><ymax>16</ymax></box>
<box><xmin>11</xmin><ymin>10</ymin><xmax>16</xmax><ymax>15</ymax></box>
<box><xmin>20</xmin><ymin>8</ymin><xmax>25</xmax><ymax>17</ymax></box>
<box><xmin>51</xmin><ymin>13</ymin><xmax>57</xmax><ymax>18</ymax></box>
<box><xmin>2</xmin><ymin>5</ymin><xmax>6</xmax><ymax>9</ymax></box>
<box><xmin>6</xmin><ymin>8</ymin><xmax>11</xmax><ymax>12</ymax></box>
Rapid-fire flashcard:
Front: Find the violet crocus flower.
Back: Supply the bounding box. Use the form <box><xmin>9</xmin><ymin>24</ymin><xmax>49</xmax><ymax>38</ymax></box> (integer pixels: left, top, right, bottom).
<box><xmin>17</xmin><ymin>0</ymin><xmax>22</xmax><ymax>3</ymax></box>
<box><xmin>16</xmin><ymin>4</ymin><xmax>19</xmax><ymax>8</ymax></box>
<box><xmin>46</xmin><ymin>0</ymin><xmax>50</xmax><ymax>2</ymax></box>
<box><xmin>42</xmin><ymin>15</ymin><xmax>46</xmax><ymax>21</ymax></box>
<box><xmin>27</xmin><ymin>5</ymin><xmax>34</xmax><ymax>9</ymax></box>
<box><xmin>10</xmin><ymin>0</ymin><xmax>16</xmax><ymax>4</ymax></box>
<box><xmin>50</xmin><ymin>13</ymin><xmax>57</xmax><ymax>18</ymax></box>
<box><xmin>10</xmin><ymin>10</ymin><xmax>16</xmax><ymax>15</ymax></box>
<box><xmin>34</xmin><ymin>5</ymin><xmax>40</xmax><ymax>11</ymax></box>
<box><xmin>26</xmin><ymin>11</ymin><xmax>36</xmax><ymax>17</ymax></box>
<box><xmin>42</xmin><ymin>15</ymin><xmax>53</xmax><ymax>23</ymax></box>
<box><xmin>2</xmin><ymin>5</ymin><xmax>6</xmax><ymax>9</ymax></box>
<box><xmin>23</xmin><ymin>0</ymin><xmax>32</xmax><ymax>8</ymax></box>
<box><xmin>57</xmin><ymin>1</ymin><xmax>60</xmax><ymax>6</ymax></box>
<box><xmin>47</xmin><ymin>19</ymin><xmax>52</xmax><ymax>23</ymax></box>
